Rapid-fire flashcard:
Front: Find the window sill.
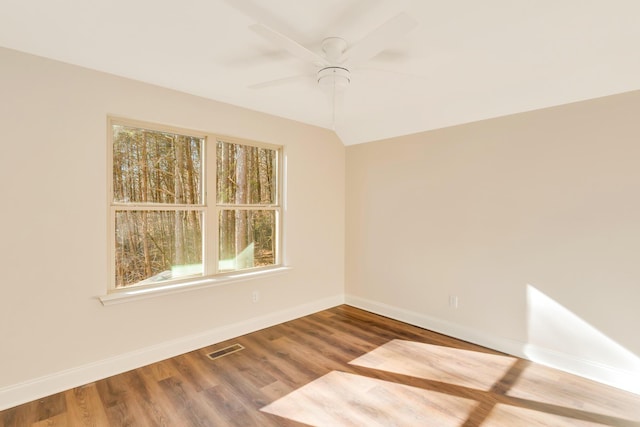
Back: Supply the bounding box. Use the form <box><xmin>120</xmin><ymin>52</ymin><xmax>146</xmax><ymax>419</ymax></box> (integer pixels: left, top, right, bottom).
<box><xmin>99</xmin><ymin>266</ymin><xmax>292</xmax><ymax>306</ymax></box>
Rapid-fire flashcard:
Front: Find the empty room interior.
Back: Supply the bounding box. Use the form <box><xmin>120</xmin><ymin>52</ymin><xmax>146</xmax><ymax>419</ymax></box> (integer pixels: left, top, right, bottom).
<box><xmin>1</xmin><ymin>1</ymin><xmax>640</xmax><ymax>426</ymax></box>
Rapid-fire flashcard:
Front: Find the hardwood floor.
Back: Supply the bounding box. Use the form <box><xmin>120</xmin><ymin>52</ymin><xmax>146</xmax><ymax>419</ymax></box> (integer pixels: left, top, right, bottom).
<box><xmin>2</xmin><ymin>305</ymin><xmax>639</xmax><ymax>426</ymax></box>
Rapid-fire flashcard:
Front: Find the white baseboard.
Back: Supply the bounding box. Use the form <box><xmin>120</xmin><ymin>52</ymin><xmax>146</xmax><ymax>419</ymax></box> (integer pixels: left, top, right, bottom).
<box><xmin>0</xmin><ymin>295</ymin><xmax>345</xmax><ymax>411</ymax></box>
<box><xmin>523</xmin><ymin>344</ymin><xmax>640</xmax><ymax>395</ymax></box>
<box><xmin>345</xmin><ymin>294</ymin><xmax>640</xmax><ymax>395</ymax></box>
<box><xmin>345</xmin><ymin>294</ymin><xmax>526</xmax><ymax>357</ymax></box>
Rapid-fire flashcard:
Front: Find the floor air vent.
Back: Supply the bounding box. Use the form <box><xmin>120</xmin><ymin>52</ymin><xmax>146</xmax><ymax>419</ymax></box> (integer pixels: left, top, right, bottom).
<box><xmin>207</xmin><ymin>343</ymin><xmax>245</xmax><ymax>360</ymax></box>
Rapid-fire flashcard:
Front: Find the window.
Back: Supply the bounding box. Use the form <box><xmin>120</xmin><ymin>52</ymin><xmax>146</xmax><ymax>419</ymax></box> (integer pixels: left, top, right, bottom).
<box><xmin>109</xmin><ymin>118</ymin><xmax>281</xmax><ymax>290</ymax></box>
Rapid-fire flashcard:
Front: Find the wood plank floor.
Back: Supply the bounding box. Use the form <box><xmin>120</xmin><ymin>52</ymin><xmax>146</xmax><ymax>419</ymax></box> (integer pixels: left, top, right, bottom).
<box><xmin>2</xmin><ymin>305</ymin><xmax>639</xmax><ymax>426</ymax></box>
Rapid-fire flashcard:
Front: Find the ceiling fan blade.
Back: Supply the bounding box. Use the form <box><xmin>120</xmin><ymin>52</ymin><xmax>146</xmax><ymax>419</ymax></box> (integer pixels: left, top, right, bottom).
<box><xmin>356</xmin><ymin>66</ymin><xmax>427</xmax><ymax>81</ymax></box>
<box><xmin>248</xmin><ymin>74</ymin><xmax>313</xmax><ymax>90</ymax></box>
<box><xmin>343</xmin><ymin>12</ymin><xmax>418</xmax><ymax>66</ymax></box>
<box><xmin>250</xmin><ymin>23</ymin><xmax>328</xmax><ymax>66</ymax></box>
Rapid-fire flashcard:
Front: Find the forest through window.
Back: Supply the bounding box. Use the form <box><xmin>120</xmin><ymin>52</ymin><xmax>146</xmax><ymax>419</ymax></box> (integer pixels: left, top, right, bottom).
<box><xmin>110</xmin><ymin>120</ymin><xmax>281</xmax><ymax>289</ymax></box>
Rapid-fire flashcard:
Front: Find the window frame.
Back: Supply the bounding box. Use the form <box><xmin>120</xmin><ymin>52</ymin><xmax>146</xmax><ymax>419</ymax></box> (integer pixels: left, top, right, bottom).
<box><xmin>107</xmin><ymin>117</ymin><xmax>283</xmax><ymax>295</ymax></box>
<box><xmin>214</xmin><ymin>135</ymin><xmax>282</xmax><ymax>274</ymax></box>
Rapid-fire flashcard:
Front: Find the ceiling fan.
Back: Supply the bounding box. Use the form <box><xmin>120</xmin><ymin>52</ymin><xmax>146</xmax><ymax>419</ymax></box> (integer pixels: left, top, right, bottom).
<box><xmin>246</xmin><ymin>12</ymin><xmax>419</xmax><ymax>101</ymax></box>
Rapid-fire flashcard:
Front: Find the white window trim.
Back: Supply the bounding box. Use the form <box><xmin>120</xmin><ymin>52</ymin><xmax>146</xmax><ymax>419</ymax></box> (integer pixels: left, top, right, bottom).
<box><xmin>105</xmin><ymin>117</ymin><xmax>284</xmax><ymax>302</ymax></box>
<box><xmin>99</xmin><ymin>266</ymin><xmax>292</xmax><ymax>306</ymax></box>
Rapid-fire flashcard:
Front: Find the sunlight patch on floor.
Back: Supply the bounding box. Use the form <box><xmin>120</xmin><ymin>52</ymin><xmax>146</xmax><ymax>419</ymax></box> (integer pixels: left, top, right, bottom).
<box><xmin>260</xmin><ymin>371</ymin><xmax>476</xmax><ymax>427</ymax></box>
<box><xmin>349</xmin><ymin>339</ymin><xmax>516</xmax><ymax>391</ymax></box>
<box><xmin>483</xmin><ymin>404</ymin><xmax>605</xmax><ymax>427</ymax></box>
<box><xmin>506</xmin><ymin>361</ymin><xmax>640</xmax><ymax>421</ymax></box>
<box><xmin>261</xmin><ymin>337</ymin><xmax>640</xmax><ymax>426</ymax></box>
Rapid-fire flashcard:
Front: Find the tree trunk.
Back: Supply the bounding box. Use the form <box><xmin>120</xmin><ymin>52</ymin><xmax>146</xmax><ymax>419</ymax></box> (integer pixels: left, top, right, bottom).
<box><xmin>235</xmin><ymin>145</ymin><xmax>249</xmax><ymax>268</ymax></box>
<box><xmin>140</xmin><ymin>133</ymin><xmax>152</xmax><ymax>278</ymax></box>
<box><xmin>174</xmin><ymin>137</ymin><xmax>185</xmax><ymax>267</ymax></box>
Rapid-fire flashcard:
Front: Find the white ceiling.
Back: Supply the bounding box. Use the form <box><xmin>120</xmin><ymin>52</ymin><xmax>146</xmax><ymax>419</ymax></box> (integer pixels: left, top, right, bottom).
<box><xmin>2</xmin><ymin>0</ymin><xmax>640</xmax><ymax>145</ymax></box>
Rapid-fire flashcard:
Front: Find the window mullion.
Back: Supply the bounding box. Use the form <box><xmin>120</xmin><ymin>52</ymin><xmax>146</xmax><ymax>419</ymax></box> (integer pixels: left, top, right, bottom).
<box><xmin>216</xmin><ymin>204</ymin><xmax>278</xmax><ymax>210</ymax></box>
<box><xmin>205</xmin><ymin>135</ymin><xmax>218</xmax><ymax>276</ymax></box>
<box><xmin>111</xmin><ymin>205</ymin><xmax>204</xmax><ymax>212</ymax></box>
<box><xmin>111</xmin><ymin>203</ymin><xmax>205</xmax><ymax>210</ymax></box>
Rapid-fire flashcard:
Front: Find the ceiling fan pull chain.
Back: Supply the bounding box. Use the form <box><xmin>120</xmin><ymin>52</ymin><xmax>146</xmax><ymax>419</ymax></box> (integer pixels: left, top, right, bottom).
<box><xmin>332</xmin><ymin>78</ymin><xmax>336</xmax><ymax>131</ymax></box>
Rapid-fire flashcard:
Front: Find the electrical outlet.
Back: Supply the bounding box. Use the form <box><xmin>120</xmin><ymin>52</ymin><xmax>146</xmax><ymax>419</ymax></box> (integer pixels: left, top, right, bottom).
<box><xmin>449</xmin><ymin>295</ymin><xmax>459</xmax><ymax>309</ymax></box>
<box><xmin>252</xmin><ymin>290</ymin><xmax>260</xmax><ymax>303</ymax></box>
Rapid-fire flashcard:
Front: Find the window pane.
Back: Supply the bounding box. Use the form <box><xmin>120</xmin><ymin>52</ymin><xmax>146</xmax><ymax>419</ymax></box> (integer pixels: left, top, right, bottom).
<box><xmin>216</xmin><ymin>141</ymin><xmax>276</xmax><ymax>205</ymax></box>
<box><xmin>115</xmin><ymin>210</ymin><xmax>203</xmax><ymax>287</ymax></box>
<box><xmin>218</xmin><ymin>210</ymin><xmax>276</xmax><ymax>271</ymax></box>
<box><xmin>113</xmin><ymin>125</ymin><xmax>203</xmax><ymax>204</ymax></box>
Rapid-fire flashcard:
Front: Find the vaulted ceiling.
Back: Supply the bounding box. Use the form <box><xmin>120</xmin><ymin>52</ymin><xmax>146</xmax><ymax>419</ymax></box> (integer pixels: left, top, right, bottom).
<box><xmin>2</xmin><ymin>0</ymin><xmax>640</xmax><ymax>145</ymax></box>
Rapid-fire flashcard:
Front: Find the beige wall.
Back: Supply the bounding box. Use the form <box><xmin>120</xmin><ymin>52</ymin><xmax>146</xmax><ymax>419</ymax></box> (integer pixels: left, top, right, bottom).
<box><xmin>0</xmin><ymin>47</ymin><xmax>345</xmax><ymax>400</ymax></box>
<box><xmin>346</xmin><ymin>91</ymin><xmax>640</xmax><ymax>392</ymax></box>
<box><xmin>2</xmin><ymin>44</ymin><xmax>639</xmax><ymax>403</ymax></box>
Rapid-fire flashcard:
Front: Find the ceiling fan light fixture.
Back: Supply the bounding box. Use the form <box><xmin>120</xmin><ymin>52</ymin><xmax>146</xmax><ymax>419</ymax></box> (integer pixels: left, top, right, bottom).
<box><xmin>317</xmin><ymin>66</ymin><xmax>351</xmax><ymax>91</ymax></box>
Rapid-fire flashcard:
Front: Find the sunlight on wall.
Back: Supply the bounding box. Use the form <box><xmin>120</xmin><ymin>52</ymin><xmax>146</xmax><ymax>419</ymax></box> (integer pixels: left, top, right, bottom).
<box><xmin>525</xmin><ymin>284</ymin><xmax>640</xmax><ymax>394</ymax></box>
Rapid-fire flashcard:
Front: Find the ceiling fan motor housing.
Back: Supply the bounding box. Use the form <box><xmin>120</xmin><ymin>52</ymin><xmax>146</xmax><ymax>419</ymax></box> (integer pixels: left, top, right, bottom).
<box><xmin>317</xmin><ymin>66</ymin><xmax>351</xmax><ymax>90</ymax></box>
<box><xmin>317</xmin><ymin>37</ymin><xmax>350</xmax><ymax>91</ymax></box>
